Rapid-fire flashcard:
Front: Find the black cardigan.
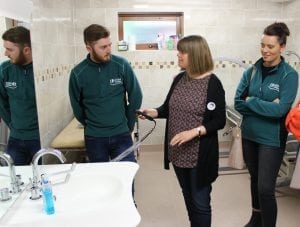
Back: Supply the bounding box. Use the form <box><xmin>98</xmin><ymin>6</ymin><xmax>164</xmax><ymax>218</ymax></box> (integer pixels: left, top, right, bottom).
<box><xmin>156</xmin><ymin>72</ymin><xmax>226</xmax><ymax>187</ymax></box>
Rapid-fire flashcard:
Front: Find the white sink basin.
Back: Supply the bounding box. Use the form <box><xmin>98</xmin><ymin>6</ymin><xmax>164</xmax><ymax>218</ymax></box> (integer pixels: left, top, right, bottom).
<box><xmin>0</xmin><ymin>166</ymin><xmax>32</xmax><ymax>220</ymax></box>
<box><xmin>0</xmin><ymin>162</ymin><xmax>140</xmax><ymax>227</ymax></box>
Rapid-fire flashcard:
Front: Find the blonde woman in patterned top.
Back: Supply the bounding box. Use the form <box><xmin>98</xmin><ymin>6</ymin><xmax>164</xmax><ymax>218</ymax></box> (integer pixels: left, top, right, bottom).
<box><xmin>138</xmin><ymin>35</ymin><xmax>226</xmax><ymax>227</ymax></box>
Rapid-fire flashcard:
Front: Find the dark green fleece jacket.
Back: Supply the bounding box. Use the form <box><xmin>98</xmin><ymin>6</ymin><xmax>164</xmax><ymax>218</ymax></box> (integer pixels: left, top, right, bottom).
<box><xmin>235</xmin><ymin>57</ymin><xmax>298</xmax><ymax>147</ymax></box>
<box><xmin>69</xmin><ymin>54</ymin><xmax>142</xmax><ymax>137</ymax></box>
<box><xmin>0</xmin><ymin>60</ymin><xmax>39</xmax><ymax>140</ymax></box>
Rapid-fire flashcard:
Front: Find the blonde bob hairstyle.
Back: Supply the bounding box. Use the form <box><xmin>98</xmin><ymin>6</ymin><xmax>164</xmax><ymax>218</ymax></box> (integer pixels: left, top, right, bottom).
<box><xmin>177</xmin><ymin>35</ymin><xmax>214</xmax><ymax>78</ymax></box>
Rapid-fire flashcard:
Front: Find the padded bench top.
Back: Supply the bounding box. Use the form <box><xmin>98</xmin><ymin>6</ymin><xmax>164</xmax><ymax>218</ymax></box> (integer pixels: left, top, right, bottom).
<box><xmin>51</xmin><ymin>118</ymin><xmax>85</xmax><ymax>149</ymax></box>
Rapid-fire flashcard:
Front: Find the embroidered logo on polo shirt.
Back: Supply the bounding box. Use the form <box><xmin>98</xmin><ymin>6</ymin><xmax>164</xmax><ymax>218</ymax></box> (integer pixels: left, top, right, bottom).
<box><xmin>5</xmin><ymin>82</ymin><xmax>17</xmax><ymax>89</ymax></box>
<box><xmin>268</xmin><ymin>83</ymin><xmax>279</xmax><ymax>92</ymax></box>
<box><xmin>109</xmin><ymin>78</ymin><xmax>123</xmax><ymax>86</ymax></box>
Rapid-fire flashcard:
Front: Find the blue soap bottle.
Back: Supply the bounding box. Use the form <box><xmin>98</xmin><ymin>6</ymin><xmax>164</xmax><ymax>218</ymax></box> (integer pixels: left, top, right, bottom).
<box><xmin>41</xmin><ymin>174</ymin><xmax>55</xmax><ymax>215</ymax></box>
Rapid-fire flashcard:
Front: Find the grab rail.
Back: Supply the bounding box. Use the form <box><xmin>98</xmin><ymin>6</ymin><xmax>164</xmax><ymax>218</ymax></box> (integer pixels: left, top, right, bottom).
<box><xmin>225</xmin><ymin>106</ymin><xmax>242</xmax><ymax>127</ymax></box>
<box><xmin>223</xmin><ymin>106</ymin><xmax>243</xmax><ymax>136</ymax></box>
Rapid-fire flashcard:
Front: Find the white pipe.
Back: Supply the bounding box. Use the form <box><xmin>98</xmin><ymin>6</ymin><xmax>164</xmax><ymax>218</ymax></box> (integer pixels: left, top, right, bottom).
<box><xmin>284</xmin><ymin>50</ymin><xmax>300</xmax><ymax>62</ymax></box>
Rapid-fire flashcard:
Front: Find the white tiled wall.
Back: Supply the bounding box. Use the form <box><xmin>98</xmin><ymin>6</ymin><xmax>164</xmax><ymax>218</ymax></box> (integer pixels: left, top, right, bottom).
<box><xmin>30</xmin><ymin>0</ymin><xmax>300</xmax><ymax>147</ymax></box>
<box><xmin>0</xmin><ymin>17</ymin><xmax>8</xmax><ymax>63</ymax></box>
<box><xmin>0</xmin><ymin>17</ymin><xmax>9</xmax><ymax>145</ymax></box>
<box><xmin>31</xmin><ymin>0</ymin><xmax>75</xmax><ymax>147</ymax></box>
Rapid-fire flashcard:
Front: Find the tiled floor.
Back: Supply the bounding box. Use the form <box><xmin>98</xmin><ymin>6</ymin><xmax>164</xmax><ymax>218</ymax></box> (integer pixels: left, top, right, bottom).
<box><xmin>135</xmin><ymin>146</ymin><xmax>300</xmax><ymax>227</ymax></box>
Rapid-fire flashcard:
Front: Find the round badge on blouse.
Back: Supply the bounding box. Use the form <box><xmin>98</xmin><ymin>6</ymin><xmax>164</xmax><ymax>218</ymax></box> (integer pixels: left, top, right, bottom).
<box><xmin>207</xmin><ymin>102</ymin><xmax>216</xmax><ymax>110</ymax></box>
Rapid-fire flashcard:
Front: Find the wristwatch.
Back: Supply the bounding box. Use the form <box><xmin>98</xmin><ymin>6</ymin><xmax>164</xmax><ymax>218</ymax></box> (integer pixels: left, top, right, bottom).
<box><xmin>196</xmin><ymin>127</ymin><xmax>201</xmax><ymax>137</ymax></box>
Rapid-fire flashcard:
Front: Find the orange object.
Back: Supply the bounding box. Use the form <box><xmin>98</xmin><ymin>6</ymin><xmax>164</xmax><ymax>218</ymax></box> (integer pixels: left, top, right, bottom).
<box><xmin>285</xmin><ymin>100</ymin><xmax>300</xmax><ymax>141</ymax></box>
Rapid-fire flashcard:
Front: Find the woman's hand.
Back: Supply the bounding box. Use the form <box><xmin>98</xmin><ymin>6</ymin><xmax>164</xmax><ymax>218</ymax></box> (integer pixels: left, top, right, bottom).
<box><xmin>170</xmin><ymin>128</ymin><xmax>198</xmax><ymax>146</ymax></box>
<box><xmin>136</xmin><ymin>108</ymin><xmax>158</xmax><ymax>120</ymax></box>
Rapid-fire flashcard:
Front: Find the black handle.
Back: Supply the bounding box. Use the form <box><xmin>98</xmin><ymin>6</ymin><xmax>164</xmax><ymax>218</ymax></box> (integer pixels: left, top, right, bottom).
<box><xmin>135</xmin><ymin>110</ymin><xmax>154</xmax><ymax>121</ymax></box>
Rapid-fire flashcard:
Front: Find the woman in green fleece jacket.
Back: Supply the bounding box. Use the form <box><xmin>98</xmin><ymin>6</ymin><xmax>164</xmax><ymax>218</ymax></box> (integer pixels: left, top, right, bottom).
<box><xmin>234</xmin><ymin>22</ymin><xmax>298</xmax><ymax>227</ymax></box>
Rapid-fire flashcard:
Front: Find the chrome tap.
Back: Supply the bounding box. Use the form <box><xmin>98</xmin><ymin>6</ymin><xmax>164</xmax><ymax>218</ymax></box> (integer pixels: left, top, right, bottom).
<box><xmin>31</xmin><ymin>148</ymin><xmax>66</xmax><ymax>191</ymax></box>
<box><xmin>0</xmin><ymin>153</ymin><xmax>20</xmax><ymax>194</ymax></box>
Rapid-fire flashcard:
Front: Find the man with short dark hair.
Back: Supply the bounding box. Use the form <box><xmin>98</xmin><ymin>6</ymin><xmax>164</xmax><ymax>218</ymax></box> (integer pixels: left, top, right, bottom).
<box><xmin>69</xmin><ymin>24</ymin><xmax>142</xmax><ymax>163</ymax></box>
<box><xmin>0</xmin><ymin>26</ymin><xmax>40</xmax><ymax>165</ymax></box>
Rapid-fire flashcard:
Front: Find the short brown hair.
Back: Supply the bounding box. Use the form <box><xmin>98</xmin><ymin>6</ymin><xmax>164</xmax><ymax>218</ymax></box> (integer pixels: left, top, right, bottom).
<box><xmin>2</xmin><ymin>26</ymin><xmax>31</xmax><ymax>48</ymax></box>
<box><xmin>83</xmin><ymin>24</ymin><xmax>110</xmax><ymax>45</ymax></box>
<box><xmin>177</xmin><ymin>35</ymin><xmax>214</xmax><ymax>76</ymax></box>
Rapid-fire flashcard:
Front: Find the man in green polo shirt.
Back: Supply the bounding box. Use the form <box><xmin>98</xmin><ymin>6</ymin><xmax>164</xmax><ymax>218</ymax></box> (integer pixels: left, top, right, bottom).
<box><xmin>0</xmin><ymin>26</ymin><xmax>40</xmax><ymax>165</ymax></box>
<box><xmin>69</xmin><ymin>24</ymin><xmax>142</xmax><ymax>163</ymax></box>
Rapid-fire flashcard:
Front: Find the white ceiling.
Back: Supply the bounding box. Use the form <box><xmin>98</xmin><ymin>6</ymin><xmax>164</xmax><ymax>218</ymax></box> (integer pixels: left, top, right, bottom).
<box><xmin>0</xmin><ymin>0</ymin><xmax>32</xmax><ymax>22</ymax></box>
